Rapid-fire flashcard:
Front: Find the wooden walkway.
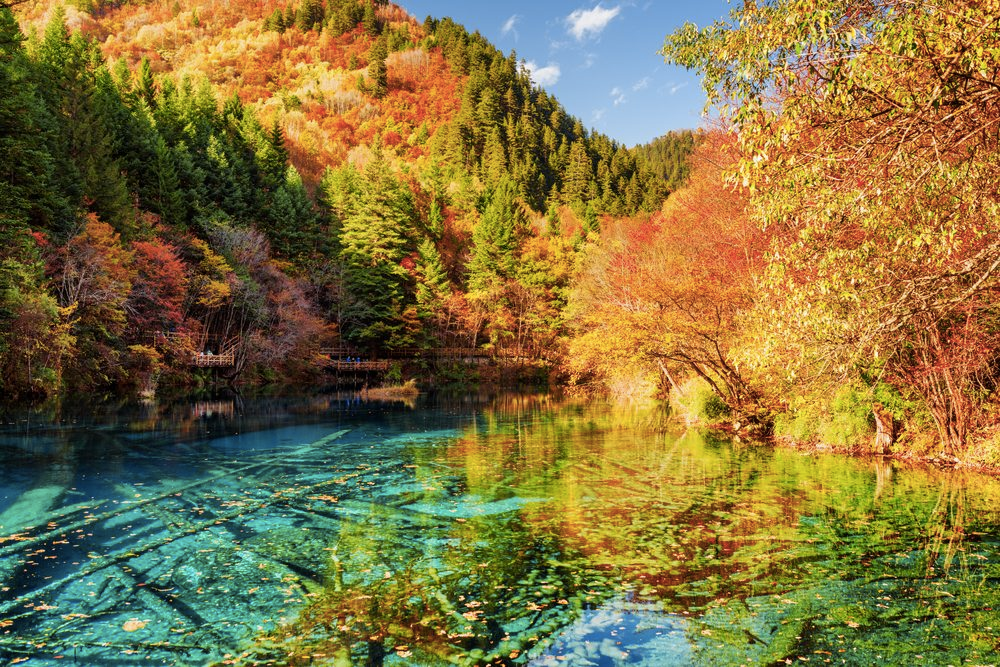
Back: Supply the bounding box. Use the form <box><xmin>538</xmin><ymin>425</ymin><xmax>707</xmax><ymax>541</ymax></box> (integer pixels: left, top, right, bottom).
<box><xmin>190</xmin><ymin>351</ymin><xmax>236</xmax><ymax>367</ymax></box>
<box><xmin>326</xmin><ymin>360</ymin><xmax>390</xmax><ymax>371</ymax></box>
<box><xmin>155</xmin><ymin>332</ymin><xmax>239</xmax><ymax>368</ymax></box>
<box><xmin>319</xmin><ymin>346</ymin><xmax>493</xmax><ymax>361</ymax></box>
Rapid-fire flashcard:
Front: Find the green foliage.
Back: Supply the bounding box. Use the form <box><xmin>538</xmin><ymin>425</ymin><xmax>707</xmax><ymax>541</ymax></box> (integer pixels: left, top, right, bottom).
<box><xmin>426</xmin><ymin>17</ymin><xmax>663</xmax><ymax>215</ymax></box>
<box><xmin>366</xmin><ymin>35</ymin><xmax>387</xmax><ymax>99</ymax></box>
<box><xmin>467</xmin><ymin>177</ymin><xmax>527</xmax><ymax>294</ymax></box>
<box><xmin>34</xmin><ymin>11</ymin><xmax>132</xmax><ymax>235</ymax></box>
<box><xmin>262</xmin><ymin>8</ymin><xmax>286</xmax><ymax>33</ymax></box>
<box><xmin>673</xmin><ymin>376</ymin><xmax>730</xmax><ymax>424</ymax></box>
<box><xmin>632</xmin><ymin>130</ymin><xmax>696</xmax><ymax>193</ymax></box>
<box><xmin>335</xmin><ymin>150</ymin><xmax>417</xmax><ymax>347</ymax></box>
<box><xmin>295</xmin><ymin>0</ymin><xmax>323</xmax><ymax>32</ymax></box>
<box><xmin>662</xmin><ymin>0</ymin><xmax>1000</xmax><ymax>453</ymax></box>
<box><xmin>0</xmin><ymin>7</ymin><xmax>331</xmax><ymax>397</ymax></box>
<box><xmin>774</xmin><ymin>382</ymin><xmax>927</xmax><ymax>449</ymax></box>
<box><xmin>361</xmin><ymin>0</ymin><xmax>380</xmax><ymax>36</ymax></box>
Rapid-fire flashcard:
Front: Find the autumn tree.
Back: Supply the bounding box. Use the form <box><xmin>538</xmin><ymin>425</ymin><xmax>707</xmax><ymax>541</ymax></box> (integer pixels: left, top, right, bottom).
<box><xmin>662</xmin><ymin>0</ymin><xmax>1000</xmax><ymax>451</ymax></box>
<box><xmin>51</xmin><ymin>214</ymin><xmax>135</xmax><ymax>389</ymax></box>
<box><xmin>568</xmin><ymin>133</ymin><xmax>766</xmax><ymax>413</ymax></box>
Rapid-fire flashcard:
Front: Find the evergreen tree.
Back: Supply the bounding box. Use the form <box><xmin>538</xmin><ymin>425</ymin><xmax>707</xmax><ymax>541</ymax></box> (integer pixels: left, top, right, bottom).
<box><xmin>263</xmin><ymin>8</ymin><xmax>286</xmax><ymax>32</ymax></box>
<box><xmin>150</xmin><ymin>135</ymin><xmax>186</xmax><ymax>227</ymax></box>
<box><xmin>136</xmin><ymin>56</ymin><xmax>155</xmax><ymax>108</ymax></box>
<box><xmin>296</xmin><ymin>0</ymin><xmax>323</xmax><ymax>32</ymax></box>
<box><xmin>36</xmin><ymin>14</ymin><xmax>132</xmax><ymax>234</ymax></box>
<box><xmin>337</xmin><ymin>150</ymin><xmax>416</xmax><ymax>347</ymax></box>
<box><xmin>258</xmin><ymin>118</ymin><xmax>289</xmax><ymax>190</ymax></box>
<box><xmin>319</xmin><ymin>162</ymin><xmax>363</xmax><ymax>230</ymax></box>
<box><xmin>426</xmin><ymin>197</ymin><xmax>444</xmax><ymax>240</ymax></box>
<box><xmin>467</xmin><ymin>177</ymin><xmax>527</xmax><ymax>293</ymax></box>
<box><xmin>366</xmin><ymin>36</ymin><xmax>388</xmax><ymax>99</ymax></box>
<box><xmin>0</xmin><ymin>7</ymin><xmax>63</xmax><ymax>234</ymax></box>
<box><xmin>266</xmin><ymin>166</ymin><xmax>318</xmax><ymax>259</ymax></box>
<box><xmin>362</xmin><ymin>0</ymin><xmax>380</xmax><ymax>36</ymax></box>
<box><xmin>562</xmin><ymin>140</ymin><xmax>593</xmax><ymax>204</ymax></box>
<box><xmin>414</xmin><ymin>237</ymin><xmax>450</xmax><ymax>329</ymax></box>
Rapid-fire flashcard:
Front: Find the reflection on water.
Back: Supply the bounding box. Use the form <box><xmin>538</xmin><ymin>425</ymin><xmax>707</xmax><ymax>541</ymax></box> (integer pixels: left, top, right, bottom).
<box><xmin>1</xmin><ymin>393</ymin><xmax>999</xmax><ymax>665</ymax></box>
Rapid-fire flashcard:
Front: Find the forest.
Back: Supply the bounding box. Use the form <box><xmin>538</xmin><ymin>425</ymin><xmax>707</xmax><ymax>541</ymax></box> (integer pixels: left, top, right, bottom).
<box><xmin>2</xmin><ymin>0</ymin><xmax>999</xmax><ymax>465</ymax></box>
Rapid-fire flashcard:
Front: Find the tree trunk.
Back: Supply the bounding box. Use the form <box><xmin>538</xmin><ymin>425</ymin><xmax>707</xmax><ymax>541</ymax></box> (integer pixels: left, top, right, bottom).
<box><xmin>872</xmin><ymin>403</ymin><xmax>895</xmax><ymax>454</ymax></box>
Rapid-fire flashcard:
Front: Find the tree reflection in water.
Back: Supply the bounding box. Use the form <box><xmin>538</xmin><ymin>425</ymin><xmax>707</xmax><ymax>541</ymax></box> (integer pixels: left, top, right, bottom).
<box><xmin>1</xmin><ymin>394</ymin><xmax>999</xmax><ymax>665</ymax></box>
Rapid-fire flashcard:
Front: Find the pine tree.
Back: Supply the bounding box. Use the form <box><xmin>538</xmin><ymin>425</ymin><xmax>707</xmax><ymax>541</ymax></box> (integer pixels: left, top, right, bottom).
<box><xmin>337</xmin><ymin>150</ymin><xmax>416</xmax><ymax>347</ymax></box>
<box><xmin>562</xmin><ymin>140</ymin><xmax>593</xmax><ymax>205</ymax></box>
<box><xmin>296</xmin><ymin>0</ymin><xmax>323</xmax><ymax>32</ymax></box>
<box><xmin>266</xmin><ymin>166</ymin><xmax>318</xmax><ymax>259</ymax></box>
<box><xmin>258</xmin><ymin>118</ymin><xmax>289</xmax><ymax>190</ymax></box>
<box><xmin>0</xmin><ymin>7</ymin><xmax>63</xmax><ymax>234</ymax></box>
<box><xmin>264</xmin><ymin>8</ymin><xmax>286</xmax><ymax>32</ymax></box>
<box><xmin>362</xmin><ymin>0</ymin><xmax>380</xmax><ymax>36</ymax></box>
<box><xmin>136</xmin><ymin>56</ymin><xmax>155</xmax><ymax>108</ymax></box>
<box><xmin>147</xmin><ymin>135</ymin><xmax>185</xmax><ymax>227</ymax></box>
<box><xmin>467</xmin><ymin>177</ymin><xmax>527</xmax><ymax>294</ymax></box>
<box><xmin>319</xmin><ymin>163</ymin><xmax>363</xmax><ymax>230</ymax></box>
<box><xmin>36</xmin><ymin>14</ymin><xmax>132</xmax><ymax>234</ymax></box>
<box><xmin>415</xmin><ymin>238</ymin><xmax>450</xmax><ymax>326</ymax></box>
<box><xmin>366</xmin><ymin>36</ymin><xmax>388</xmax><ymax>99</ymax></box>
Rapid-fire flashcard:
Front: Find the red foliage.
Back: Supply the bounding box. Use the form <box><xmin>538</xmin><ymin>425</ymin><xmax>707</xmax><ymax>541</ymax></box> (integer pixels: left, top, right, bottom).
<box><xmin>382</xmin><ymin>130</ymin><xmax>402</xmax><ymax>147</ymax></box>
<box><xmin>128</xmin><ymin>237</ymin><xmax>188</xmax><ymax>334</ymax></box>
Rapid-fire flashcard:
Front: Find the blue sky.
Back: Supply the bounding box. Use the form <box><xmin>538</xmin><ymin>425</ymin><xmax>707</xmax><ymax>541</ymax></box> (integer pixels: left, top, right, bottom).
<box><xmin>400</xmin><ymin>1</ymin><xmax>734</xmax><ymax>147</ymax></box>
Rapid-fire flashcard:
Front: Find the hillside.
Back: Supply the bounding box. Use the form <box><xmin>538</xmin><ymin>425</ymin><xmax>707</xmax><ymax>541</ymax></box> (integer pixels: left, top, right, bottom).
<box><xmin>0</xmin><ymin>0</ymin><xmax>676</xmax><ymax>401</ymax></box>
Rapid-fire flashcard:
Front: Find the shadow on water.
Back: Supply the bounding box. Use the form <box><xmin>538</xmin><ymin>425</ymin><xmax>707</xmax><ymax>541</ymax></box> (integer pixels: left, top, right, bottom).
<box><xmin>0</xmin><ymin>392</ymin><xmax>999</xmax><ymax>665</ymax></box>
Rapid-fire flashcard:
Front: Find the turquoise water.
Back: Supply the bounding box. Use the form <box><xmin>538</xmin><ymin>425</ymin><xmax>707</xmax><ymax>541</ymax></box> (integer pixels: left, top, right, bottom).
<box><xmin>1</xmin><ymin>393</ymin><xmax>999</xmax><ymax>665</ymax></box>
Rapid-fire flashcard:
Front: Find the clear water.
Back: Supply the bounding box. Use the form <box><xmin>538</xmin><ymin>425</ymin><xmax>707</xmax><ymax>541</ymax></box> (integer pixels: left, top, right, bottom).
<box><xmin>1</xmin><ymin>392</ymin><xmax>999</xmax><ymax>666</ymax></box>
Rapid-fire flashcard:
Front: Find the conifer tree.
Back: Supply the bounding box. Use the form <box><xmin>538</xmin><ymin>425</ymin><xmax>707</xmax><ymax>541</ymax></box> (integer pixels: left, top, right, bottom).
<box><xmin>337</xmin><ymin>150</ymin><xmax>416</xmax><ymax>346</ymax></box>
<box><xmin>362</xmin><ymin>1</ymin><xmax>380</xmax><ymax>36</ymax></box>
<box><xmin>467</xmin><ymin>177</ymin><xmax>527</xmax><ymax>294</ymax></box>
<box><xmin>414</xmin><ymin>237</ymin><xmax>450</xmax><ymax>331</ymax></box>
<box><xmin>150</xmin><ymin>135</ymin><xmax>186</xmax><ymax>227</ymax></box>
<box><xmin>258</xmin><ymin>118</ymin><xmax>289</xmax><ymax>190</ymax></box>
<box><xmin>0</xmin><ymin>7</ymin><xmax>62</xmax><ymax>233</ymax></box>
<box><xmin>296</xmin><ymin>0</ymin><xmax>323</xmax><ymax>32</ymax></box>
<box><xmin>36</xmin><ymin>13</ymin><xmax>132</xmax><ymax>235</ymax></box>
<box><xmin>136</xmin><ymin>56</ymin><xmax>155</xmax><ymax>108</ymax></box>
<box><xmin>366</xmin><ymin>35</ymin><xmax>388</xmax><ymax>99</ymax></box>
<box><xmin>267</xmin><ymin>166</ymin><xmax>318</xmax><ymax>259</ymax></box>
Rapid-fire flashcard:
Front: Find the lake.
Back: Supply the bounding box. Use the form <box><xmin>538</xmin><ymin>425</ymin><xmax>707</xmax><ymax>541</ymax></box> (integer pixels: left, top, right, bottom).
<box><xmin>1</xmin><ymin>392</ymin><xmax>998</xmax><ymax>665</ymax></box>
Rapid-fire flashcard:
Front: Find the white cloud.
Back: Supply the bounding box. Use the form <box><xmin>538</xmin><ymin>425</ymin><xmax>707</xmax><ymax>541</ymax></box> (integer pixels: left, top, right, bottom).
<box><xmin>610</xmin><ymin>86</ymin><xmax>627</xmax><ymax>106</ymax></box>
<box><xmin>566</xmin><ymin>4</ymin><xmax>621</xmax><ymax>41</ymax></box>
<box><xmin>669</xmin><ymin>82</ymin><xmax>689</xmax><ymax>95</ymax></box>
<box><xmin>592</xmin><ymin>108</ymin><xmax>606</xmax><ymax>122</ymax></box>
<box><xmin>501</xmin><ymin>14</ymin><xmax>519</xmax><ymax>40</ymax></box>
<box><xmin>525</xmin><ymin>61</ymin><xmax>562</xmax><ymax>87</ymax></box>
<box><xmin>632</xmin><ymin>76</ymin><xmax>650</xmax><ymax>92</ymax></box>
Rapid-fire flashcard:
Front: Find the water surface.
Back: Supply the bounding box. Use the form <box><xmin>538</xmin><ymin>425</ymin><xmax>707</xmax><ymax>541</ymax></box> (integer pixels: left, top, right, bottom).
<box><xmin>1</xmin><ymin>393</ymin><xmax>998</xmax><ymax>665</ymax></box>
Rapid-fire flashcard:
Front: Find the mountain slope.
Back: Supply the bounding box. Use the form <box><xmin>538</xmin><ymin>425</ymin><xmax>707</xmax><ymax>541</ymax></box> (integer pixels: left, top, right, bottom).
<box><xmin>1</xmin><ymin>0</ymin><xmax>680</xmax><ymax>400</ymax></box>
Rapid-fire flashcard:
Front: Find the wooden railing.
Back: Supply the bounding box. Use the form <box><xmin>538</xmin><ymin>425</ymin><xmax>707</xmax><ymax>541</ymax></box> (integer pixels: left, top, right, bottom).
<box><xmin>156</xmin><ymin>332</ymin><xmax>239</xmax><ymax>368</ymax></box>
<box><xmin>326</xmin><ymin>360</ymin><xmax>391</xmax><ymax>371</ymax></box>
<box><xmin>319</xmin><ymin>346</ymin><xmax>493</xmax><ymax>360</ymax></box>
<box><xmin>190</xmin><ymin>351</ymin><xmax>236</xmax><ymax>367</ymax></box>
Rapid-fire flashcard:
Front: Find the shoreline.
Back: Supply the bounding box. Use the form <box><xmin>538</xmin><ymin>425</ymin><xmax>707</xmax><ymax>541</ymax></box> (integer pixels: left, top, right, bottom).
<box><xmin>768</xmin><ymin>433</ymin><xmax>1000</xmax><ymax>479</ymax></box>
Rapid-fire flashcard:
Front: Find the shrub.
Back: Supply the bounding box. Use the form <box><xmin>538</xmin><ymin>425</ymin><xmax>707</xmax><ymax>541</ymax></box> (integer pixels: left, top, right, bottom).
<box><xmin>672</xmin><ymin>376</ymin><xmax>730</xmax><ymax>424</ymax></box>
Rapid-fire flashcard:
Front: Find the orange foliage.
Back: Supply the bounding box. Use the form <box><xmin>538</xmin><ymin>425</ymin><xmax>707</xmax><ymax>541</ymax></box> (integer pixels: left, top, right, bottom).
<box><xmin>23</xmin><ymin>0</ymin><xmax>464</xmax><ymax>187</ymax></box>
<box><xmin>568</xmin><ymin>132</ymin><xmax>766</xmax><ymax>408</ymax></box>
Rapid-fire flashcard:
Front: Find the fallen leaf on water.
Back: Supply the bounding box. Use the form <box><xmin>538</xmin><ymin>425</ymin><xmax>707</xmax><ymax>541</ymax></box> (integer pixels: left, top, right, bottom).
<box><xmin>122</xmin><ymin>619</ymin><xmax>148</xmax><ymax>632</ymax></box>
